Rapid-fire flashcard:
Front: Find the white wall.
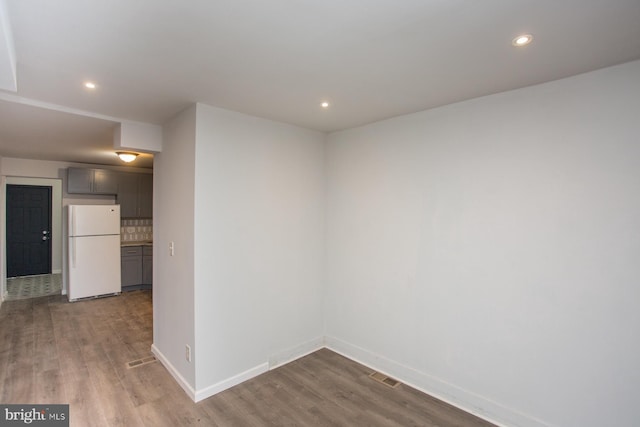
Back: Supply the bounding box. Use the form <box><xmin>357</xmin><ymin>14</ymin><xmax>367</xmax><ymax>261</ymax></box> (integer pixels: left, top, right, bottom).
<box><xmin>325</xmin><ymin>60</ymin><xmax>640</xmax><ymax>427</ymax></box>
<box><xmin>152</xmin><ymin>105</ymin><xmax>197</xmax><ymax>390</ymax></box>
<box><xmin>192</xmin><ymin>104</ymin><xmax>325</xmax><ymax>396</ymax></box>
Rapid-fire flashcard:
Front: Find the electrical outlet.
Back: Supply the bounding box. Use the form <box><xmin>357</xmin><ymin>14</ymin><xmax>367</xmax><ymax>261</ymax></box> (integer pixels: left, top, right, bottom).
<box><xmin>169</xmin><ymin>241</ymin><xmax>174</xmax><ymax>256</ymax></box>
<box><xmin>185</xmin><ymin>344</ymin><xmax>191</xmax><ymax>362</ymax></box>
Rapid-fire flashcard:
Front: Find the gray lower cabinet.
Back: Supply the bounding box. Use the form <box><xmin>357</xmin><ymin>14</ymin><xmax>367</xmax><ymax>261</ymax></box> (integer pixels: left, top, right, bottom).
<box><xmin>142</xmin><ymin>246</ymin><xmax>152</xmax><ymax>285</ymax></box>
<box><xmin>121</xmin><ymin>246</ymin><xmax>143</xmax><ymax>287</ymax></box>
<box><xmin>121</xmin><ymin>245</ymin><xmax>152</xmax><ymax>288</ymax></box>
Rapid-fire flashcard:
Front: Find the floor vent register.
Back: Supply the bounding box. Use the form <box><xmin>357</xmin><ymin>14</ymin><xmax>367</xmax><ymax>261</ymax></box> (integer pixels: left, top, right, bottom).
<box><xmin>369</xmin><ymin>371</ymin><xmax>401</xmax><ymax>388</ymax></box>
<box><xmin>127</xmin><ymin>355</ymin><xmax>157</xmax><ymax>369</ymax></box>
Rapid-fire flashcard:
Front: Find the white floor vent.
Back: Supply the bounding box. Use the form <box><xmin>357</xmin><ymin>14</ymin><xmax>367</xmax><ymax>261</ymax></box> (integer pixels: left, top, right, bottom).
<box><xmin>369</xmin><ymin>371</ymin><xmax>401</xmax><ymax>388</ymax></box>
<box><xmin>127</xmin><ymin>355</ymin><xmax>157</xmax><ymax>369</ymax></box>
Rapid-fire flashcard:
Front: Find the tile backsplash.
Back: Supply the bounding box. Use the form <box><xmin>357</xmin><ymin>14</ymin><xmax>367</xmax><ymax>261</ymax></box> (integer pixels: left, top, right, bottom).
<box><xmin>121</xmin><ymin>219</ymin><xmax>153</xmax><ymax>242</ymax></box>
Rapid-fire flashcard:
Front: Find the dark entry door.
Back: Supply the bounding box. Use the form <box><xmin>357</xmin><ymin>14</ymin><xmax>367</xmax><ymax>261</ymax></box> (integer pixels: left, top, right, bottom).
<box><xmin>6</xmin><ymin>185</ymin><xmax>52</xmax><ymax>277</ymax></box>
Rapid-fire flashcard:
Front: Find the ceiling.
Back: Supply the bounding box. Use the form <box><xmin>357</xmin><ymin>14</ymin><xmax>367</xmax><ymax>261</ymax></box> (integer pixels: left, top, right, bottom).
<box><xmin>1</xmin><ymin>0</ymin><xmax>640</xmax><ymax>168</ymax></box>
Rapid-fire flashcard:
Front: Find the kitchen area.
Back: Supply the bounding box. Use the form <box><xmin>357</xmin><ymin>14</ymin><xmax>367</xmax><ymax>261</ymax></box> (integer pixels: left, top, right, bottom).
<box><xmin>66</xmin><ymin>166</ymin><xmax>153</xmax><ymax>299</ymax></box>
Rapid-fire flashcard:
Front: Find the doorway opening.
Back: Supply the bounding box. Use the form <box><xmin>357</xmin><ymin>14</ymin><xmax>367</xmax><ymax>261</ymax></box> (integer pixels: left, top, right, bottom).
<box><xmin>3</xmin><ymin>179</ymin><xmax>63</xmax><ymax>301</ymax></box>
<box><xmin>7</xmin><ymin>185</ymin><xmax>52</xmax><ymax>277</ymax></box>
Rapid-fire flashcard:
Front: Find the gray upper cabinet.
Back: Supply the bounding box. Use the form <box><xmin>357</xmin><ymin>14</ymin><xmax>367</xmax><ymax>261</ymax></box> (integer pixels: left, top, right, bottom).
<box><xmin>67</xmin><ymin>167</ymin><xmax>152</xmax><ymax>218</ymax></box>
<box><xmin>68</xmin><ymin>168</ymin><xmax>119</xmax><ymax>194</ymax></box>
<box><xmin>117</xmin><ymin>172</ymin><xmax>153</xmax><ymax>218</ymax></box>
<box><xmin>67</xmin><ymin>168</ymin><xmax>92</xmax><ymax>193</ymax></box>
<box><xmin>138</xmin><ymin>174</ymin><xmax>153</xmax><ymax>218</ymax></box>
<box><xmin>117</xmin><ymin>173</ymin><xmax>139</xmax><ymax>217</ymax></box>
<box><xmin>93</xmin><ymin>169</ymin><xmax>119</xmax><ymax>194</ymax></box>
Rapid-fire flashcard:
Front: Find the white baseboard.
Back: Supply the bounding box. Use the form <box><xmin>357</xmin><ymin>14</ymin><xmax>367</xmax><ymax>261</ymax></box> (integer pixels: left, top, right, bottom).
<box><xmin>52</xmin><ymin>269</ymin><xmax>62</xmax><ymax>274</ymax></box>
<box><xmin>194</xmin><ymin>362</ymin><xmax>268</xmax><ymax>403</ymax></box>
<box><xmin>154</xmin><ymin>335</ymin><xmax>550</xmax><ymax>427</ymax></box>
<box><xmin>152</xmin><ymin>342</ymin><xmax>267</xmax><ymax>403</ymax></box>
<box><xmin>325</xmin><ymin>336</ymin><xmax>552</xmax><ymax>427</ymax></box>
<box><xmin>151</xmin><ymin>343</ymin><xmax>196</xmax><ymax>401</ymax></box>
<box><xmin>193</xmin><ymin>337</ymin><xmax>324</xmax><ymax>403</ymax></box>
<box><xmin>166</xmin><ymin>337</ymin><xmax>323</xmax><ymax>403</ymax></box>
<box><xmin>268</xmin><ymin>336</ymin><xmax>325</xmax><ymax>370</ymax></box>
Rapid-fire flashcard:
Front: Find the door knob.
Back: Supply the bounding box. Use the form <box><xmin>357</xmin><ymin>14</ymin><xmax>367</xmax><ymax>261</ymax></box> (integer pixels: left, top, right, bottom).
<box><xmin>42</xmin><ymin>236</ymin><xmax>49</xmax><ymax>241</ymax></box>
<box><xmin>42</xmin><ymin>230</ymin><xmax>50</xmax><ymax>234</ymax></box>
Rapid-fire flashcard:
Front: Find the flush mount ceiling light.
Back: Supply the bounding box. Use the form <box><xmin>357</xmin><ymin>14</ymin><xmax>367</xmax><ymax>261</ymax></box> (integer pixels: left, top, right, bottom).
<box><xmin>320</xmin><ymin>101</ymin><xmax>330</xmax><ymax>109</ymax></box>
<box><xmin>84</xmin><ymin>81</ymin><xmax>97</xmax><ymax>89</ymax></box>
<box><xmin>116</xmin><ymin>152</ymin><xmax>138</xmax><ymax>163</ymax></box>
<box><xmin>512</xmin><ymin>34</ymin><xmax>533</xmax><ymax>47</ymax></box>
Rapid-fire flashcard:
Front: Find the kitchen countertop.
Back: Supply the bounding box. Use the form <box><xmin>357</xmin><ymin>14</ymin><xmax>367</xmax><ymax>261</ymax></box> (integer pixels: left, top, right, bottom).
<box><xmin>121</xmin><ymin>241</ymin><xmax>153</xmax><ymax>247</ymax></box>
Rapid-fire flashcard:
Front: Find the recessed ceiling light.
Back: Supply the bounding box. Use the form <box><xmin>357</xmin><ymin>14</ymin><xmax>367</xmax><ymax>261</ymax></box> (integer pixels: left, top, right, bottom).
<box><xmin>84</xmin><ymin>82</ymin><xmax>97</xmax><ymax>89</ymax></box>
<box><xmin>320</xmin><ymin>101</ymin><xmax>330</xmax><ymax>109</ymax></box>
<box><xmin>512</xmin><ymin>34</ymin><xmax>533</xmax><ymax>47</ymax></box>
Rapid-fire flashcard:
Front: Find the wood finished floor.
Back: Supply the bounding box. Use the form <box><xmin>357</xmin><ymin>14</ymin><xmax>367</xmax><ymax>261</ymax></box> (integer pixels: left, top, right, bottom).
<box><xmin>0</xmin><ymin>291</ymin><xmax>495</xmax><ymax>427</ymax></box>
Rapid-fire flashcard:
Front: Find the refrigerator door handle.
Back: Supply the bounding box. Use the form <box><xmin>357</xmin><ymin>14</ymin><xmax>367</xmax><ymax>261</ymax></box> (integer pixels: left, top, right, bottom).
<box><xmin>70</xmin><ymin>205</ymin><xmax>76</xmax><ymax>236</ymax></box>
<box><xmin>71</xmin><ymin>238</ymin><xmax>76</xmax><ymax>268</ymax></box>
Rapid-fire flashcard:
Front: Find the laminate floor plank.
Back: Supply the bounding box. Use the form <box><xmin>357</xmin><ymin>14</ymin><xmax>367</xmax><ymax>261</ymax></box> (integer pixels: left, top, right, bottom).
<box><xmin>199</xmin><ymin>390</ymin><xmax>260</xmax><ymax>427</ymax></box>
<box><xmin>0</xmin><ymin>290</ymin><xmax>496</xmax><ymax>427</ymax></box>
<box><xmin>99</xmin><ymin>390</ymin><xmax>146</xmax><ymax>427</ymax></box>
<box><xmin>231</xmin><ymin>380</ymin><xmax>301</xmax><ymax>426</ymax></box>
<box><xmin>308</xmin><ymin>352</ymin><xmax>440</xmax><ymax>425</ymax></box>
<box><xmin>136</xmin><ymin>396</ymin><xmax>188</xmax><ymax>427</ymax></box>
<box><xmin>210</xmin><ymin>391</ymin><xmax>268</xmax><ymax>427</ymax></box>
<box><xmin>158</xmin><ymin>388</ymin><xmax>214</xmax><ymax>426</ymax></box>
<box><xmin>246</xmin><ymin>378</ymin><xmax>329</xmax><ymax>426</ymax></box>
<box><xmin>34</xmin><ymin>368</ymin><xmax>65</xmax><ymax>404</ymax></box>
<box><xmin>275</xmin><ymin>364</ymin><xmax>364</xmax><ymax>421</ymax></box>
<box><xmin>64</xmin><ymin>377</ymin><xmax>109</xmax><ymax>427</ymax></box>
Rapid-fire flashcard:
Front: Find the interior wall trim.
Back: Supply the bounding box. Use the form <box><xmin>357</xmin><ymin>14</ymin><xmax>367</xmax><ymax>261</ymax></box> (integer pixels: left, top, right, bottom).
<box><xmin>268</xmin><ymin>335</ymin><xmax>325</xmax><ymax>370</ymax></box>
<box><xmin>194</xmin><ymin>362</ymin><xmax>269</xmax><ymax>403</ymax></box>
<box><xmin>324</xmin><ymin>336</ymin><xmax>553</xmax><ymax>427</ymax></box>
<box><xmin>191</xmin><ymin>336</ymin><xmax>324</xmax><ymax>403</ymax></box>
<box><xmin>157</xmin><ymin>333</ymin><xmax>551</xmax><ymax>427</ymax></box>
<box><xmin>151</xmin><ymin>343</ymin><xmax>196</xmax><ymax>401</ymax></box>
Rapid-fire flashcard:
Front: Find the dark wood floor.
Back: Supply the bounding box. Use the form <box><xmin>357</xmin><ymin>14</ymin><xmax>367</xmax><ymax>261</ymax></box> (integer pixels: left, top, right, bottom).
<box><xmin>0</xmin><ymin>291</ymin><xmax>495</xmax><ymax>426</ymax></box>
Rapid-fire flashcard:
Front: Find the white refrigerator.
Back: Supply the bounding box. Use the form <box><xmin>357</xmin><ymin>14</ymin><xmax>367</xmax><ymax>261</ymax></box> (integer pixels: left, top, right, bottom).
<box><xmin>67</xmin><ymin>205</ymin><xmax>121</xmax><ymax>301</ymax></box>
